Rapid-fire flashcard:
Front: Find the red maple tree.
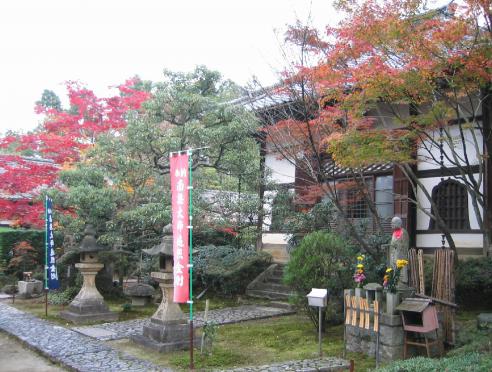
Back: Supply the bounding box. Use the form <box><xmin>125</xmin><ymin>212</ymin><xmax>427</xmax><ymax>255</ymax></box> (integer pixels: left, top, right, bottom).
<box><xmin>0</xmin><ymin>78</ymin><xmax>150</xmax><ymax>227</ymax></box>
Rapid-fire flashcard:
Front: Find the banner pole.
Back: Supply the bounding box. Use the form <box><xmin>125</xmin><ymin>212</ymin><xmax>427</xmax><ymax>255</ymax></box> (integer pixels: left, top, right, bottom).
<box><xmin>188</xmin><ymin>150</ymin><xmax>194</xmax><ymax>370</ymax></box>
<box><xmin>44</xmin><ymin>196</ymin><xmax>48</xmax><ymax>317</ymax></box>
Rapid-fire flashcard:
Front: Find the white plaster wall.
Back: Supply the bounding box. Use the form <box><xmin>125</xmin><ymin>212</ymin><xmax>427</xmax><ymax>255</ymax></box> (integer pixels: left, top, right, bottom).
<box><xmin>416</xmin><ymin>233</ymin><xmax>483</xmax><ymax>248</ymax></box>
<box><xmin>415</xmin><ymin>175</ymin><xmax>483</xmax><ymax>230</ymax></box>
<box><xmin>265</xmin><ymin>153</ymin><xmax>296</xmax><ymax>185</ymax></box>
<box><xmin>262</xmin><ymin>233</ymin><xmax>290</xmax><ymax>245</ymax></box>
<box><xmin>417</xmin><ymin>124</ymin><xmax>483</xmax><ymax>171</ymax></box>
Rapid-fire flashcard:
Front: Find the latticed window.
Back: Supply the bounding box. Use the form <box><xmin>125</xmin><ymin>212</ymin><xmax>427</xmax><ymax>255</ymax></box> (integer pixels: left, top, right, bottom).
<box><xmin>429</xmin><ymin>180</ymin><xmax>470</xmax><ymax>230</ymax></box>
<box><xmin>346</xmin><ymin>188</ymin><xmax>368</xmax><ymax>219</ymax></box>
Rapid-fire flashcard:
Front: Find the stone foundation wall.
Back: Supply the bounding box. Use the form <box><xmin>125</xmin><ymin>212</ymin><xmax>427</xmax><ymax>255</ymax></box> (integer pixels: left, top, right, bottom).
<box><xmin>346</xmin><ymin>313</ymin><xmax>403</xmax><ymax>362</ymax></box>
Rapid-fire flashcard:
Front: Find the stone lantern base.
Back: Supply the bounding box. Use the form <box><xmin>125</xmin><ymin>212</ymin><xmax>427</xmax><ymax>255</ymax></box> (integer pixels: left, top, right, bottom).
<box><xmin>132</xmin><ymin>318</ymin><xmax>199</xmax><ymax>352</ymax></box>
<box><xmin>131</xmin><ymin>271</ymin><xmax>199</xmax><ymax>352</ymax></box>
<box><xmin>60</xmin><ymin>262</ymin><xmax>117</xmax><ymax>324</ymax></box>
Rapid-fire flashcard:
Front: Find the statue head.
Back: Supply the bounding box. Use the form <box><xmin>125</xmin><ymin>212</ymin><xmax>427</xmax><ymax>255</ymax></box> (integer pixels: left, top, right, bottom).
<box><xmin>391</xmin><ymin>216</ymin><xmax>403</xmax><ymax>230</ymax></box>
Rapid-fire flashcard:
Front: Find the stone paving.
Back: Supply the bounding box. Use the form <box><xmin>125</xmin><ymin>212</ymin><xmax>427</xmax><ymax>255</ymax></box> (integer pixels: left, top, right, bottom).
<box><xmin>218</xmin><ymin>357</ymin><xmax>350</xmax><ymax>371</ymax></box>
<box><xmin>74</xmin><ymin>304</ymin><xmax>295</xmax><ymax>341</ymax></box>
<box><xmin>0</xmin><ymin>302</ymin><xmax>166</xmax><ymax>372</ymax></box>
<box><xmin>0</xmin><ymin>301</ymin><xmax>350</xmax><ymax>372</ymax></box>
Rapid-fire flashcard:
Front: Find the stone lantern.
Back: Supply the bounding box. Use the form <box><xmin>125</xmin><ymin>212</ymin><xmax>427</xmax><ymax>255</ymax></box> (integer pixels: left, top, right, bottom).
<box><xmin>60</xmin><ymin>225</ymin><xmax>117</xmax><ymax>324</ymax></box>
<box><xmin>132</xmin><ymin>224</ymin><xmax>196</xmax><ymax>352</ymax></box>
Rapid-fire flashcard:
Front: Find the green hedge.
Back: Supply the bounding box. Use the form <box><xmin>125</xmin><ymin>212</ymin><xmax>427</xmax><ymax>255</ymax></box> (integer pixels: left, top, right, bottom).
<box><xmin>455</xmin><ymin>257</ymin><xmax>492</xmax><ymax>308</ymax></box>
<box><xmin>194</xmin><ymin>245</ymin><xmax>272</xmax><ymax>295</ymax></box>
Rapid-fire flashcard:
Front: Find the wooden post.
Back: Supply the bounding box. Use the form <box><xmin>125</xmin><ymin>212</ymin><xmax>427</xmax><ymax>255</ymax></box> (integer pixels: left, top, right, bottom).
<box><xmin>201</xmin><ymin>299</ymin><xmax>209</xmax><ymax>354</ymax></box>
<box><xmin>45</xmin><ymin>289</ymin><xmax>48</xmax><ymax>317</ymax></box>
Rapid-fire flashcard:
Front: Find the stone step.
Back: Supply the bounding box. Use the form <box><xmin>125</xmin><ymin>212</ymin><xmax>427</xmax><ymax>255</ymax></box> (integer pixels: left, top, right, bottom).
<box><xmin>268</xmin><ymin>301</ymin><xmax>294</xmax><ymax>310</ymax></box>
<box><xmin>254</xmin><ymin>283</ymin><xmax>292</xmax><ymax>293</ymax></box>
<box><xmin>272</xmin><ymin>266</ymin><xmax>286</xmax><ymax>275</ymax></box>
<box><xmin>246</xmin><ymin>289</ymin><xmax>293</xmax><ymax>301</ymax></box>
<box><xmin>268</xmin><ymin>275</ymin><xmax>285</xmax><ymax>284</ymax></box>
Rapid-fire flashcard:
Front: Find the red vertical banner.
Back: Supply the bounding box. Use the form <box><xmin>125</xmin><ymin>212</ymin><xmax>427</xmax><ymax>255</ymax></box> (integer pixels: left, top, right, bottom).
<box><xmin>170</xmin><ymin>153</ymin><xmax>190</xmax><ymax>303</ymax></box>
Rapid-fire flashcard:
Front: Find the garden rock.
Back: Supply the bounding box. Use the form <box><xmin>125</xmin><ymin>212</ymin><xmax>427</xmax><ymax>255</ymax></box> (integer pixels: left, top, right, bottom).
<box><xmin>124</xmin><ymin>283</ymin><xmax>154</xmax><ymax>306</ymax></box>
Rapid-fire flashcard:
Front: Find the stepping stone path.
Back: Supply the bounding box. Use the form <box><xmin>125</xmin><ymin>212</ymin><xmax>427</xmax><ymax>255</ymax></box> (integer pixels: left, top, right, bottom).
<box><xmin>74</xmin><ymin>304</ymin><xmax>295</xmax><ymax>341</ymax></box>
<box><xmin>0</xmin><ymin>302</ymin><xmax>165</xmax><ymax>371</ymax></box>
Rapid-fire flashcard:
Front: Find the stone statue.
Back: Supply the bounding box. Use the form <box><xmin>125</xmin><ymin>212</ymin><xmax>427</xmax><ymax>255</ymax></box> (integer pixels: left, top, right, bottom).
<box><xmin>389</xmin><ymin>216</ymin><xmax>409</xmax><ymax>287</ymax></box>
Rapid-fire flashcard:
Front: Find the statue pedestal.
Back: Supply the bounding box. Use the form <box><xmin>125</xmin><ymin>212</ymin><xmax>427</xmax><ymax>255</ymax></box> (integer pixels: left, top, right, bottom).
<box><xmin>60</xmin><ymin>262</ymin><xmax>117</xmax><ymax>324</ymax></box>
<box><xmin>17</xmin><ymin>280</ymin><xmax>43</xmax><ymax>298</ymax></box>
<box><xmin>131</xmin><ymin>271</ymin><xmax>198</xmax><ymax>352</ymax></box>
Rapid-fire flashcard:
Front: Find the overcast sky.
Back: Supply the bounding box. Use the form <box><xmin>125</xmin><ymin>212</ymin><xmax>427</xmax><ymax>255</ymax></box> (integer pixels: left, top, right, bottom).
<box><xmin>0</xmin><ymin>0</ymin><xmax>338</xmax><ymax>135</ymax></box>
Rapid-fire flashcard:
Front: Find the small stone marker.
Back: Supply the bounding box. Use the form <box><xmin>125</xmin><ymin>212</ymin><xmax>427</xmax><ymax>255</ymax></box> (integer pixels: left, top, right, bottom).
<box><xmin>477</xmin><ymin>313</ymin><xmax>492</xmax><ymax>330</ymax></box>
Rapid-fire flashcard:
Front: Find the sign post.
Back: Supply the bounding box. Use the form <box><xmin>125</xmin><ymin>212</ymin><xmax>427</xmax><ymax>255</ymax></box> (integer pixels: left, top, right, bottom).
<box><xmin>45</xmin><ymin>196</ymin><xmax>59</xmax><ymax>317</ymax></box>
<box><xmin>170</xmin><ymin>150</ymin><xmax>194</xmax><ymax>369</ymax></box>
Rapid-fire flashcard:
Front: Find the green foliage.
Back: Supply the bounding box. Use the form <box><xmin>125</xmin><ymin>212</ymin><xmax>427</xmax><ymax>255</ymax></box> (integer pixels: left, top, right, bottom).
<box><xmin>422</xmin><ymin>256</ymin><xmax>492</xmax><ymax>309</ymax></box>
<box><xmin>329</xmin><ymin>129</ymin><xmax>414</xmax><ymax>169</ymax></box>
<box><xmin>452</xmin><ymin>316</ymin><xmax>492</xmax><ymax>356</ymax></box>
<box><xmin>0</xmin><ymin>229</ymin><xmax>50</xmax><ymax>277</ymax></box>
<box><xmin>121</xmin><ymin>303</ymin><xmax>132</xmax><ymax>312</ymax></box>
<box><xmin>455</xmin><ymin>257</ymin><xmax>492</xmax><ymax>308</ymax></box>
<box><xmin>48</xmin><ymin>286</ymin><xmax>80</xmax><ymax>305</ymax></box>
<box><xmin>270</xmin><ymin>189</ymin><xmax>295</xmax><ymax>232</ymax></box>
<box><xmin>376</xmin><ymin>353</ymin><xmax>492</xmax><ymax>372</ymax></box>
<box><xmin>284</xmin><ymin>231</ymin><xmax>355</xmax><ymax>326</ymax></box>
<box><xmin>194</xmin><ymin>245</ymin><xmax>271</xmax><ymax>295</ymax></box>
<box><xmin>8</xmin><ymin>241</ymin><xmax>38</xmax><ymax>274</ymax></box>
<box><xmin>36</xmin><ymin>89</ymin><xmax>62</xmax><ymax>111</ymax></box>
<box><xmin>54</xmin><ymin>66</ymin><xmax>260</xmax><ymax>280</ymax></box>
<box><xmin>281</xmin><ymin>199</ymin><xmax>388</xmax><ymax>263</ymax></box>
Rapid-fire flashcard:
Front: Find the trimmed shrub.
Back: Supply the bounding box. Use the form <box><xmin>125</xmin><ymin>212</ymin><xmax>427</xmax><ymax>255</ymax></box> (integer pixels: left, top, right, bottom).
<box><xmin>194</xmin><ymin>245</ymin><xmax>271</xmax><ymax>296</ymax></box>
<box><xmin>284</xmin><ymin>231</ymin><xmax>355</xmax><ymax>327</ymax></box>
<box><xmin>455</xmin><ymin>257</ymin><xmax>492</xmax><ymax>308</ymax></box>
<box><xmin>48</xmin><ymin>286</ymin><xmax>80</xmax><ymax>305</ymax></box>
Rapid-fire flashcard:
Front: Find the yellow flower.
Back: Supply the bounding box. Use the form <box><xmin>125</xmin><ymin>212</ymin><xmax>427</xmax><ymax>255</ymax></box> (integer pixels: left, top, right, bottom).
<box><xmin>357</xmin><ymin>256</ymin><xmax>364</xmax><ymax>261</ymax></box>
<box><xmin>357</xmin><ymin>264</ymin><xmax>364</xmax><ymax>269</ymax></box>
<box><xmin>397</xmin><ymin>259</ymin><xmax>409</xmax><ymax>269</ymax></box>
<box><xmin>386</xmin><ymin>267</ymin><xmax>393</xmax><ymax>273</ymax></box>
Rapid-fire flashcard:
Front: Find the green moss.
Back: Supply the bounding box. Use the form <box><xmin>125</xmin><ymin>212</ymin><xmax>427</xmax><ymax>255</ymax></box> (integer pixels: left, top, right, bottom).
<box><xmin>108</xmin><ymin>314</ymin><xmax>376</xmax><ymax>371</ymax></box>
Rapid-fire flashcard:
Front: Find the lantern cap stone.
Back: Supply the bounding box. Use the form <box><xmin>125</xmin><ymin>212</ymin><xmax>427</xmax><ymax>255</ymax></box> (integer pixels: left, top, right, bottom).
<box><xmin>78</xmin><ymin>225</ymin><xmax>105</xmax><ymax>253</ymax></box>
<box><xmin>124</xmin><ymin>283</ymin><xmax>155</xmax><ymax>297</ymax></box>
<box><xmin>142</xmin><ymin>224</ymin><xmax>173</xmax><ymax>257</ymax></box>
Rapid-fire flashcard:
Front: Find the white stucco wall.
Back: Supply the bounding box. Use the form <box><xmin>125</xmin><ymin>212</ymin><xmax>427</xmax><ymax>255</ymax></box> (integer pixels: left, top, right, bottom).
<box><xmin>417</xmin><ymin>124</ymin><xmax>483</xmax><ymax>171</ymax></box>
<box><xmin>262</xmin><ymin>233</ymin><xmax>290</xmax><ymax>245</ymax></box>
<box><xmin>416</xmin><ymin>233</ymin><xmax>483</xmax><ymax>249</ymax></box>
<box><xmin>265</xmin><ymin>153</ymin><xmax>296</xmax><ymax>185</ymax></box>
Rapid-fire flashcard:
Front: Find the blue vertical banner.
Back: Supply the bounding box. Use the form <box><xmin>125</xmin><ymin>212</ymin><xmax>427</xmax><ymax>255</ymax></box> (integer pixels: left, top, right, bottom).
<box><xmin>45</xmin><ymin>196</ymin><xmax>59</xmax><ymax>290</ymax></box>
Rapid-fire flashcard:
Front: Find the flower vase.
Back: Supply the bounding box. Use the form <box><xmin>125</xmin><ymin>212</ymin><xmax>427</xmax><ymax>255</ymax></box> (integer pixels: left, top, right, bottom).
<box><xmin>386</xmin><ymin>291</ymin><xmax>400</xmax><ymax>315</ymax></box>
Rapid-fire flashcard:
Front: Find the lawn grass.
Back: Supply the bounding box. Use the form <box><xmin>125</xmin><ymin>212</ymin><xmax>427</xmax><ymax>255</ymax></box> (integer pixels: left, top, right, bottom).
<box><xmin>108</xmin><ymin>314</ymin><xmax>376</xmax><ymax>371</ymax></box>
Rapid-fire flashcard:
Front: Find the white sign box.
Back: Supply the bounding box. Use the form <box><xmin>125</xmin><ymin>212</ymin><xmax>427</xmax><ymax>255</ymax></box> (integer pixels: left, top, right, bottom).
<box><xmin>307</xmin><ymin>288</ymin><xmax>328</xmax><ymax>307</ymax></box>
